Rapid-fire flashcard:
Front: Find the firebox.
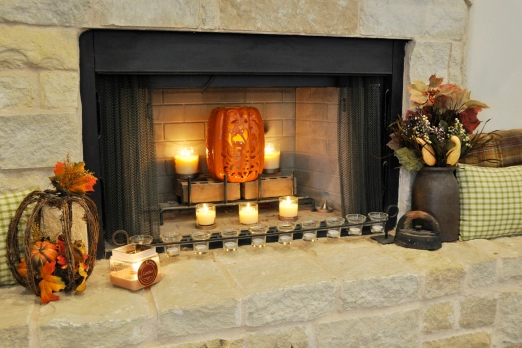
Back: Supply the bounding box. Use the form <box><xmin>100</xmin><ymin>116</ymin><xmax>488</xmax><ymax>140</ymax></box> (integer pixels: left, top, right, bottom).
<box><xmin>79</xmin><ymin>30</ymin><xmax>406</xmax><ymax>258</ymax></box>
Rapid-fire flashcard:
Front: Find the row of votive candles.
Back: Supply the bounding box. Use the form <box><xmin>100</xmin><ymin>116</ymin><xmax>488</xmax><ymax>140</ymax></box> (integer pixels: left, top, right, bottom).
<box><xmin>162</xmin><ymin>212</ymin><xmax>388</xmax><ymax>256</ymax></box>
<box><xmin>195</xmin><ymin>196</ymin><xmax>299</xmax><ymax>227</ymax></box>
<box><xmin>172</xmin><ymin>143</ymin><xmax>281</xmax><ymax>176</ymax></box>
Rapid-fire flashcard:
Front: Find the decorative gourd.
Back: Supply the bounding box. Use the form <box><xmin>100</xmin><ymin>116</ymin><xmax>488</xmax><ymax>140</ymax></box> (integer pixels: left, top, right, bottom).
<box><xmin>7</xmin><ymin>156</ymin><xmax>99</xmax><ymax>304</ymax></box>
<box><xmin>206</xmin><ymin>106</ymin><xmax>265</xmax><ymax>182</ymax></box>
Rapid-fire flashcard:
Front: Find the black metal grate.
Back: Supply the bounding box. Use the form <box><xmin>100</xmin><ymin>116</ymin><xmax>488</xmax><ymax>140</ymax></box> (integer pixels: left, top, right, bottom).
<box><xmin>97</xmin><ymin>75</ymin><xmax>160</xmax><ymax>242</ymax></box>
<box><xmin>338</xmin><ymin>77</ymin><xmax>384</xmax><ymax>216</ymax></box>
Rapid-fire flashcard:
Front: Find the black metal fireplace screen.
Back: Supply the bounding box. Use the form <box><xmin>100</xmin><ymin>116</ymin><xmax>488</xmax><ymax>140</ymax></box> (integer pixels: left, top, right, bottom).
<box><xmin>79</xmin><ymin>30</ymin><xmax>405</xmax><ymax>258</ymax></box>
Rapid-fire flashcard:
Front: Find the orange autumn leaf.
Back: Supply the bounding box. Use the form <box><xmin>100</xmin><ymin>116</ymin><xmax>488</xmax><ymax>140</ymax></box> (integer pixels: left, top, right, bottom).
<box><xmin>17</xmin><ymin>258</ymin><xmax>28</xmax><ymax>279</ymax></box>
<box><xmin>50</xmin><ymin>155</ymin><xmax>98</xmax><ymax>194</ymax></box>
<box><xmin>38</xmin><ymin>261</ymin><xmax>66</xmax><ymax>304</ymax></box>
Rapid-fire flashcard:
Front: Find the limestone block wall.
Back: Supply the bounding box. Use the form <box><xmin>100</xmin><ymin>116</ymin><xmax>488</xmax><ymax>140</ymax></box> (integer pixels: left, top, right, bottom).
<box><xmin>0</xmin><ymin>0</ymin><xmax>470</xmax><ymax>198</ymax></box>
<box><xmin>1</xmin><ymin>235</ymin><xmax>521</xmax><ymax>347</ymax></box>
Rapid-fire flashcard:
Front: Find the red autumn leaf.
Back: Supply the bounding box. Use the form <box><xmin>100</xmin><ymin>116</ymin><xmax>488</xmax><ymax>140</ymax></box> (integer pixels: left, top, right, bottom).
<box><xmin>459</xmin><ymin>108</ymin><xmax>482</xmax><ymax>134</ymax></box>
<box><xmin>53</xmin><ymin>161</ymin><xmax>66</xmax><ymax>176</ymax></box>
<box><xmin>38</xmin><ymin>261</ymin><xmax>66</xmax><ymax>304</ymax></box>
<box><xmin>57</xmin><ymin>255</ymin><xmax>67</xmax><ymax>268</ymax></box>
<box><xmin>17</xmin><ymin>258</ymin><xmax>28</xmax><ymax>279</ymax></box>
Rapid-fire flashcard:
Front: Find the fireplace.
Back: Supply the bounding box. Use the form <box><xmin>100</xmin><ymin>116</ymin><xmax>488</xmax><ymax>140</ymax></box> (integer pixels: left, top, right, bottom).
<box><xmin>79</xmin><ymin>30</ymin><xmax>406</xmax><ymax>258</ymax></box>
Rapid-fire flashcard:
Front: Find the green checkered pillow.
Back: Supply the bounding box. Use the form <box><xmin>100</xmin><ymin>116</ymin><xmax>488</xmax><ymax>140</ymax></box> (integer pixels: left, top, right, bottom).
<box><xmin>457</xmin><ymin>163</ymin><xmax>522</xmax><ymax>241</ymax></box>
<box><xmin>0</xmin><ymin>189</ymin><xmax>34</xmax><ymax>285</ymax></box>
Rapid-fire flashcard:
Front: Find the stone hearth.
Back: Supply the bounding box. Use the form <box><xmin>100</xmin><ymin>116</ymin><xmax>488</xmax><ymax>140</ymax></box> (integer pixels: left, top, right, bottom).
<box><xmin>1</xmin><ymin>235</ymin><xmax>522</xmax><ymax>347</ymax></box>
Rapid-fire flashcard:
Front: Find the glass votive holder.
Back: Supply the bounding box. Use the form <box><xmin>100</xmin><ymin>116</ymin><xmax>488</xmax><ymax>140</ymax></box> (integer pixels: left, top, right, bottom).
<box><xmin>263</xmin><ymin>143</ymin><xmax>281</xmax><ymax>174</ymax></box>
<box><xmin>220</xmin><ymin>227</ymin><xmax>240</xmax><ymax>252</ymax></box>
<box><xmin>239</xmin><ymin>202</ymin><xmax>258</xmax><ymax>225</ymax></box>
<box><xmin>195</xmin><ymin>203</ymin><xmax>216</xmax><ymax>229</ymax></box>
<box><xmin>129</xmin><ymin>235</ymin><xmax>153</xmax><ymax>245</ymax></box>
<box><xmin>279</xmin><ymin>195</ymin><xmax>298</xmax><ymax>221</ymax></box>
<box><xmin>277</xmin><ymin>221</ymin><xmax>296</xmax><ymax>245</ymax></box>
<box><xmin>191</xmin><ymin>230</ymin><xmax>212</xmax><ymax>254</ymax></box>
<box><xmin>161</xmin><ymin>232</ymin><xmax>182</xmax><ymax>257</ymax></box>
<box><xmin>174</xmin><ymin>146</ymin><xmax>199</xmax><ymax>179</ymax></box>
<box><xmin>165</xmin><ymin>246</ymin><xmax>180</xmax><ymax>257</ymax></box>
<box><xmin>301</xmin><ymin>219</ymin><xmax>320</xmax><ymax>242</ymax></box>
<box><xmin>326</xmin><ymin>217</ymin><xmax>345</xmax><ymax>238</ymax></box>
<box><xmin>346</xmin><ymin>214</ymin><xmax>366</xmax><ymax>236</ymax></box>
<box><xmin>368</xmin><ymin>212</ymin><xmax>388</xmax><ymax>233</ymax></box>
<box><xmin>249</xmin><ymin>224</ymin><xmax>269</xmax><ymax>248</ymax></box>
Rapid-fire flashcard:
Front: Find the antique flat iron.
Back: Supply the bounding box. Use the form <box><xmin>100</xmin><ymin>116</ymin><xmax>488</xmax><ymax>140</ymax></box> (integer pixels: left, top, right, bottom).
<box><xmin>394</xmin><ymin>210</ymin><xmax>442</xmax><ymax>251</ymax></box>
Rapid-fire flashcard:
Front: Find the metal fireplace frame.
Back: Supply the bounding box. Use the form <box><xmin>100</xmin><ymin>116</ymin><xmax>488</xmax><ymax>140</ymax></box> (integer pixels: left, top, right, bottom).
<box><xmin>79</xmin><ymin>30</ymin><xmax>406</xmax><ymax>258</ymax></box>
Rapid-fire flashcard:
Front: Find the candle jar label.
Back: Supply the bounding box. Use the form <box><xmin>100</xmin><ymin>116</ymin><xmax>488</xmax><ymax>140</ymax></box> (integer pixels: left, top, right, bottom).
<box><xmin>138</xmin><ymin>259</ymin><xmax>159</xmax><ymax>286</ymax></box>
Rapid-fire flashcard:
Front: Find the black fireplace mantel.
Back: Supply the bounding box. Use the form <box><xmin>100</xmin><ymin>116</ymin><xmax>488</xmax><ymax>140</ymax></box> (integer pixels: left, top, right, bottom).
<box><xmin>79</xmin><ymin>30</ymin><xmax>406</xmax><ymax>258</ymax></box>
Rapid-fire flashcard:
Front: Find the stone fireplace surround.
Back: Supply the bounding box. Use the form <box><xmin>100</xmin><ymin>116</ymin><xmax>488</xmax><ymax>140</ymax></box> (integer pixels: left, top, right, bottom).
<box><xmin>85</xmin><ymin>30</ymin><xmax>404</xmax><ymax>250</ymax></box>
<box><xmin>2</xmin><ymin>1</ymin><xmax>521</xmax><ymax>347</ymax></box>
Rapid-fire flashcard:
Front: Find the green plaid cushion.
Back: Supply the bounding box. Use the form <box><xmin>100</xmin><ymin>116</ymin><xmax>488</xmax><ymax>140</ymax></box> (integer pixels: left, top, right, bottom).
<box><xmin>457</xmin><ymin>163</ymin><xmax>522</xmax><ymax>241</ymax></box>
<box><xmin>0</xmin><ymin>189</ymin><xmax>34</xmax><ymax>285</ymax></box>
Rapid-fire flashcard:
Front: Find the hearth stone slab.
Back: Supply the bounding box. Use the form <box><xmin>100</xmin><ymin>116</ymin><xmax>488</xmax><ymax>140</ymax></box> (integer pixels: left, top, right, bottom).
<box><xmin>152</xmin><ymin>257</ymin><xmax>242</xmax><ymax>338</ymax></box>
<box><xmin>38</xmin><ymin>260</ymin><xmax>153</xmax><ymax>348</ymax></box>
<box><xmin>0</xmin><ymin>286</ymin><xmax>34</xmax><ymax>347</ymax></box>
<box><xmin>312</xmin><ymin>240</ymin><xmax>421</xmax><ymax>309</ymax></box>
<box><xmin>381</xmin><ymin>242</ymin><xmax>467</xmax><ymax>299</ymax></box>
<box><xmin>423</xmin><ymin>332</ymin><xmax>492</xmax><ymax>348</ymax></box>
<box><xmin>441</xmin><ymin>239</ymin><xmax>510</xmax><ymax>288</ymax></box>
<box><xmin>316</xmin><ymin>308</ymin><xmax>420</xmax><ymax>348</ymax></box>
<box><xmin>459</xmin><ymin>293</ymin><xmax>497</xmax><ymax>329</ymax></box>
<box><xmin>497</xmin><ymin>292</ymin><xmax>522</xmax><ymax>346</ymax></box>
<box><xmin>422</xmin><ymin>300</ymin><xmax>454</xmax><ymax>333</ymax></box>
<box><xmin>489</xmin><ymin>236</ymin><xmax>522</xmax><ymax>281</ymax></box>
<box><xmin>214</xmin><ymin>246</ymin><xmax>336</xmax><ymax>327</ymax></box>
<box><xmin>244</xmin><ymin>325</ymin><xmax>309</xmax><ymax>348</ymax></box>
<box><xmin>1</xmin><ymin>235</ymin><xmax>522</xmax><ymax>347</ymax></box>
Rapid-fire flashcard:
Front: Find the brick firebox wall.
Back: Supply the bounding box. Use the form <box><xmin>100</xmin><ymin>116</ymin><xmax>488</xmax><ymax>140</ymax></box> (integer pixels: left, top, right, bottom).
<box><xmin>153</xmin><ymin>87</ymin><xmax>340</xmax><ymax>209</ymax></box>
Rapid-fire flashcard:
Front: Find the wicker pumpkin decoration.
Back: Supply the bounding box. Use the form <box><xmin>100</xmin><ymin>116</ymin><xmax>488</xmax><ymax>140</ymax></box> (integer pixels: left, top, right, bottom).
<box><xmin>206</xmin><ymin>106</ymin><xmax>265</xmax><ymax>182</ymax></box>
<box><xmin>7</xmin><ymin>156</ymin><xmax>99</xmax><ymax>304</ymax></box>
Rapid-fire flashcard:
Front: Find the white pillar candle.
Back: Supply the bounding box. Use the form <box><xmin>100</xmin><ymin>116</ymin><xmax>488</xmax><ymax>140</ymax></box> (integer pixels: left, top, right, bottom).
<box><xmin>239</xmin><ymin>202</ymin><xmax>258</xmax><ymax>224</ymax></box>
<box><xmin>196</xmin><ymin>203</ymin><xmax>216</xmax><ymax>226</ymax></box>
<box><xmin>264</xmin><ymin>143</ymin><xmax>281</xmax><ymax>170</ymax></box>
<box><xmin>279</xmin><ymin>196</ymin><xmax>298</xmax><ymax>218</ymax></box>
<box><xmin>174</xmin><ymin>147</ymin><xmax>199</xmax><ymax>174</ymax></box>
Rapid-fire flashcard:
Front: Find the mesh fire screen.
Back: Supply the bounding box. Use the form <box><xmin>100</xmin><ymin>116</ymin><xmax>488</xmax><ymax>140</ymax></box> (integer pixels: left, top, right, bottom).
<box><xmin>338</xmin><ymin>76</ymin><xmax>384</xmax><ymax>216</ymax></box>
<box><xmin>97</xmin><ymin>75</ymin><xmax>160</xmax><ymax>242</ymax></box>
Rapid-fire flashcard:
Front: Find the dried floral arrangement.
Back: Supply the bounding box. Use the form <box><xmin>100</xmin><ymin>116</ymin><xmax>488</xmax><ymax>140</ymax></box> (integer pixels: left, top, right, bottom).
<box><xmin>387</xmin><ymin>75</ymin><xmax>490</xmax><ymax>171</ymax></box>
<box><xmin>7</xmin><ymin>156</ymin><xmax>99</xmax><ymax>304</ymax></box>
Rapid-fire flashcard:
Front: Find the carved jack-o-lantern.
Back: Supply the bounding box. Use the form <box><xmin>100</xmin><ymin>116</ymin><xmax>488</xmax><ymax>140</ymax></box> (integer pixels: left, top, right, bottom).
<box><xmin>206</xmin><ymin>106</ymin><xmax>265</xmax><ymax>182</ymax></box>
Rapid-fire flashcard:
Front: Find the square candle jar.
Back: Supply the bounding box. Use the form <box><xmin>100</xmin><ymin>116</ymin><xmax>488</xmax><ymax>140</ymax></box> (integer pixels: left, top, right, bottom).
<box><xmin>110</xmin><ymin>244</ymin><xmax>161</xmax><ymax>291</ymax></box>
